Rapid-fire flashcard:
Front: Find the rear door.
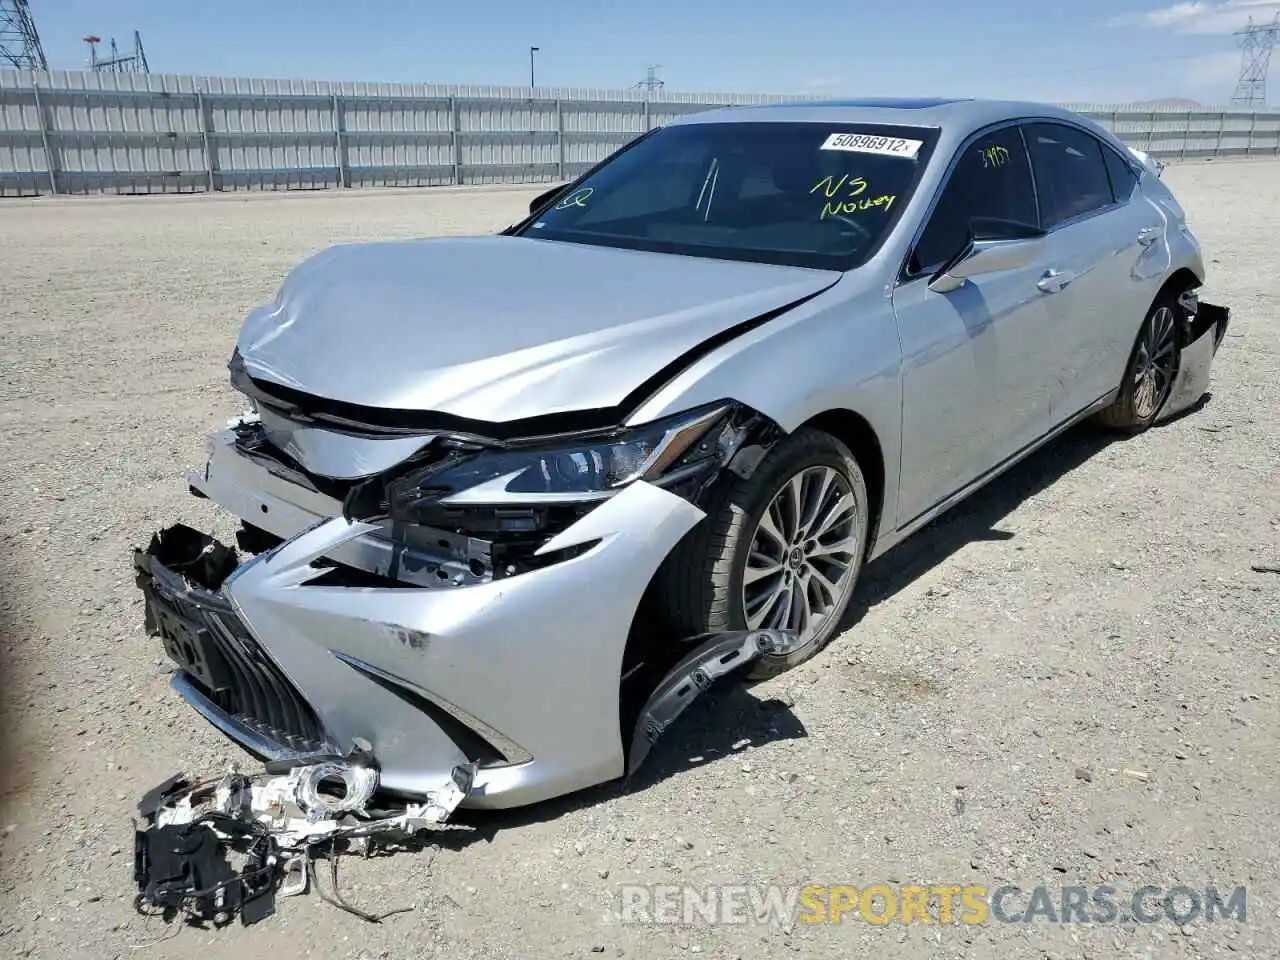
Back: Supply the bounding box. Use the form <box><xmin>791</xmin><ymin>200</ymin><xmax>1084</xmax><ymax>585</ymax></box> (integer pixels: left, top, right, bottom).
<box><xmin>1021</xmin><ymin>121</ymin><xmax>1166</xmax><ymax>422</ymax></box>
<box><xmin>890</xmin><ymin>122</ymin><xmax>1057</xmax><ymax>528</ymax></box>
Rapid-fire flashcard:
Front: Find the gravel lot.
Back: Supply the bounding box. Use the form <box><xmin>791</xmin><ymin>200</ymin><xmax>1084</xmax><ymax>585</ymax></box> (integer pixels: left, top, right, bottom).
<box><xmin>1</xmin><ymin>161</ymin><xmax>1277</xmax><ymax>960</ymax></box>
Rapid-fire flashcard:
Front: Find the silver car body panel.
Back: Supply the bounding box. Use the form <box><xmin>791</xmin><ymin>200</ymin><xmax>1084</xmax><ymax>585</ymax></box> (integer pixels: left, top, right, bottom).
<box><xmin>237</xmin><ymin>235</ymin><xmax>840</xmax><ymax>424</ymax></box>
<box><xmin>220</xmin><ymin>481</ymin><xmax>705</xmax><ymax>809</ymax></box>
<box><xmin>255</xmin><ymin>406</ymin><xmax>435</xmax><ymax>480</ymax></box>
<box><xmin>148</xmin><ymin>98</ymin><xmax>1222</xmax><ymax>808</ymax></box>
<box><xmin>626</xmin><ymin>101</ymin><xmax>1206</xmax><ymax>552</ymax></box>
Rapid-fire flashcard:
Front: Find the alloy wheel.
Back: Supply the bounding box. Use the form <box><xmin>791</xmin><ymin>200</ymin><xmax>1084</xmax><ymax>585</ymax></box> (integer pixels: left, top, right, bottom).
<box><xmin>1132</xmin><ymin>306</ymin><xmax>1178</xmax><ymax>420</ymax></box>
<box><xmin>741</xmin><ymin>465</ymin><xmax>861</xmax><ymax>641</ymax></box>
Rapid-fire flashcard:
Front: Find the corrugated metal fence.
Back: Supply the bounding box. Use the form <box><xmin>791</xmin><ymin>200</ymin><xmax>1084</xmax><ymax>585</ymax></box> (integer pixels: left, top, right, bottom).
<box><xmin>2</xmin><ymin>69</ymin><xmax>1279</xmax><ymax>197</ymax></box>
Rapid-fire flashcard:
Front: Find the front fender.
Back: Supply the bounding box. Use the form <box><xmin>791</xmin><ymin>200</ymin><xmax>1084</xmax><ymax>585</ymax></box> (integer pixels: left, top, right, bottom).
<box><xmin>625</xmin><ymin>285</ymin><xmax>903</xmax><ymax>543</ymax></box>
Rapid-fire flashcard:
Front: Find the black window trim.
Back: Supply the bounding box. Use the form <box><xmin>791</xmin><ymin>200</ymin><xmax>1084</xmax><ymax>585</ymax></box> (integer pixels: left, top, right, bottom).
<box><xmin>897</xmin><ymin>115</ymin><xmax>1142</xmax><ymax>289</ymax></box>
<box><xmin>1022</xmin><ymin>118</ymin><xmax>1132</xmax><ymax>232</ymax></box>
<box><xmin>1099</xmin><ymin>138</ymin><xmax>1141</xmax><ymax>204</ymax></box>
<box><xmin>895</xmin><ymin>117</ymin><xmax>1040</xmax><ymax>285</ymax></box>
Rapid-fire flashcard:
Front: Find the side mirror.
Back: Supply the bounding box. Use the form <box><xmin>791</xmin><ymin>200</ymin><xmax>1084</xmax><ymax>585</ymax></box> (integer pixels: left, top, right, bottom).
<box><xmin>927</xmin><ymin>218</ymin><xmax>1047</xmax><ymax>294</ymax></box>
<box><xmin>529</xmin><ymin>184</ymin><xmax>568</xmax><ymax>215</ymax></box>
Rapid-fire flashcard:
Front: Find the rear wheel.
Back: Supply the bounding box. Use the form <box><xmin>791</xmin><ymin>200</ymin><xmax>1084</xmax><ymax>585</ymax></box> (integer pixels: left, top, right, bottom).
<box><xmin>1095</xmin><ymin>289</ymin><xmax>1183</xmax><ymax>433</ymax></box>
<box><xmin>657</xmin><ymin>427</ymin><xmax>870</xmax><ymax>681</ymax></box>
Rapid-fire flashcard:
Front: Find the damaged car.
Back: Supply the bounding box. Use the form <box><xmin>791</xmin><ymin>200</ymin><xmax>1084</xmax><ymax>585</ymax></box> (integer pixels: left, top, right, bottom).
<box><xmin>135</xmin><ymin>98</ymin><xmax>1229</xmax><ymax>811</ymax></box>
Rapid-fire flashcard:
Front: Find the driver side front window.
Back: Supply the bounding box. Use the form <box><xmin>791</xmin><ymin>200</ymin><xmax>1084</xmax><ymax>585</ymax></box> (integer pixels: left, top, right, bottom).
<box><xmin>911</xmin><ymin>126</ymin><xmax>1038</xmax><ymax>274</ymax></box>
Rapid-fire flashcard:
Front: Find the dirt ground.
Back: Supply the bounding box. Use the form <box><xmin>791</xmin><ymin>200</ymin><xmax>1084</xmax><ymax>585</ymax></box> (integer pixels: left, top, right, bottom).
<box><xmin>0</xmin><ymin>160</ymin><xmax>1277</xmax><ymax>960</ymax></box>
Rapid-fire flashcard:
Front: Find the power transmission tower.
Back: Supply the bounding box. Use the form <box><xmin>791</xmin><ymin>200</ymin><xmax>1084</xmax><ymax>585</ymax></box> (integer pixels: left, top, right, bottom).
<box><xmin>83</xmin><ymin>30</ymin><xmax>149</xmax><ymax>74</ymax></box>
<box><xmin>0</xmin><ymin>0</ymin><xmax>48</xmax><ymax>70</ymax></box>
<box><xmin>1231</xmin><ymin>13</ymin><xmax>1279</xmax><ymax>107</ymax></box>
<box><xmin>634</xmin><ymin>64</ymin><xmax>664</xmax><ymax>97</ymax></box>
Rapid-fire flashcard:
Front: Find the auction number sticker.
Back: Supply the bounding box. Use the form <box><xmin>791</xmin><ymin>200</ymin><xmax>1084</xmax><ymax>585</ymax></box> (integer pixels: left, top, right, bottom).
<box><xmin>819</xmin><ymin>132</ymin><xmax>923</xmax><ymax>159</ymax></box>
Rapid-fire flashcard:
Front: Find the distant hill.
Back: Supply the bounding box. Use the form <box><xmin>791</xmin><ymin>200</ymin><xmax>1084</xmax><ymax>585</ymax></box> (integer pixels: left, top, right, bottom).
<box><xmin>1134</xmin><ymin>98</ymin><xmax>1203</xmax><ymax>107</ymax></box>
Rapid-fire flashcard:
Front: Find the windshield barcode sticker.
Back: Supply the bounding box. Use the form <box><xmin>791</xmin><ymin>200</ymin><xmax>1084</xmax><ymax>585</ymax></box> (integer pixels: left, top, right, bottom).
<box><xmin>819</xmin><ymin>133</ymin><xmax>923</xmax><ymax>159</ymax></box>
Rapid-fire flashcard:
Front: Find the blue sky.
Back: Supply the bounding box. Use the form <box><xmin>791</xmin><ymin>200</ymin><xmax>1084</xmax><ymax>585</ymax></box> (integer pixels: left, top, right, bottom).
<box><xmin>26</xmin><ymin>0</ymin><xmax>1280</xmax><ymax>105</ymax></box>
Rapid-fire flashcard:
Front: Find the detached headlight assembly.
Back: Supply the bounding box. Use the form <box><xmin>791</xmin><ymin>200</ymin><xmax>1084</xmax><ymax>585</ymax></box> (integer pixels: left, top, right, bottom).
<box><xmin>378</xmin><ymin>403</ymin><xmax>735</xmax><ymax>523</ymax></box>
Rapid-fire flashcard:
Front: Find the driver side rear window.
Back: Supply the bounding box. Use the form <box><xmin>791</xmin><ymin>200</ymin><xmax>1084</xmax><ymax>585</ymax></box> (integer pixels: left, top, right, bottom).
<box><xmin>911</xmin><ymin>126</ymin><xmax>1037</xmax><ymax>273</ymax></box>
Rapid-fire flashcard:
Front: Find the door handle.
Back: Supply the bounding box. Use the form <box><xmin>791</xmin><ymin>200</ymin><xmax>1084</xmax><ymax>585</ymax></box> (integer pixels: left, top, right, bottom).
<box><xmin>1036</xmin><ymin>268</ymin><xmax>1075</xmax><ymax>294</ymax></box>
<box><xmin>1136</xmin><ymin>225</ymin><xmax>1162</xmax><ymax>246</ymax></box>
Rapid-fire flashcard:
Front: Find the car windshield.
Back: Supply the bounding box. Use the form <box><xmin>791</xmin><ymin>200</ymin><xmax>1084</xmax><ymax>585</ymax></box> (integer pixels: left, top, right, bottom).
<box><xmin>514</xmin><ymin>120</ymin><xmax>939</xmax><ymax>271</ymax></box>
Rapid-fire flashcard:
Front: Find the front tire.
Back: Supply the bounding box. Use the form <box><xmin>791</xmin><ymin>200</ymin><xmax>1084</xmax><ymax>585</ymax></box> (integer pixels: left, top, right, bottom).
<box><xmin>657</xmin><ymin>427</ymin><xmax>870</xmax><ymax>681</ymax></box>
<box><xmin>1095</xmin><ymin>288</ymin><xmax>1184</xmax><ymax>433</ymax></box>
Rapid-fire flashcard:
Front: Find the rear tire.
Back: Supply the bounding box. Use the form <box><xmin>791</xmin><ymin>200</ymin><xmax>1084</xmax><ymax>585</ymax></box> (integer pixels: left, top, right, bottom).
<box><xmin>1095</xmin><ymin>288</ymin><xmax>1184</xmax><ymax>434</ymax></box>
<box><xmin>656</xmin><ymin>427</ymin><xmax>870</xmax><ymax>681</ymax></box>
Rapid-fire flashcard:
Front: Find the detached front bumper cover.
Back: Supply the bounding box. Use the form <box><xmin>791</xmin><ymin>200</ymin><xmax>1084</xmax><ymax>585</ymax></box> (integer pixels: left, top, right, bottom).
<box><xmin>1155</xmin><ymin>296</ymin><xmax>1230</xmax><ymax>424</ymax></box>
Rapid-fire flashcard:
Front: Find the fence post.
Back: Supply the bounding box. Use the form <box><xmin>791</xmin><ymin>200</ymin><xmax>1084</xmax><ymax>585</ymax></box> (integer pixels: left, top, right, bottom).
<box><xmin>1216</xmin><ymin>110</ymin><xmax>1226</xmax><ymax>161</ymax></box>
<box><xmin>195</xmin><ymin>91</ymin><xmax>215</xmax><ymax>192</ymax></box>
<box><xmin>643</xmin><ymin>97</ymin><xmax>650</xmax><ymax>132</ymax></box>
<box><xmin>449</xmin><ymin>95</ymin><xmax>461</xmax><ymax>185</ymax></box>
<box><xmin>555</xmin><ymin>98</ymin><xmax>565</xmax><ymax>180</ymax></box>
<box><xmin>30</xmin><ymin>79</ymin><xmax>57</xmax><ymax>195</ymax></box>
<box><xmin>1246</xmin><ymin>110</ymin><xmax>1257</xmax><ymax>157</ymax></box>
<box><xmin>332</xmin><ymin>94</ymin><xmax>348</xmax><ymax>188</ymax></box>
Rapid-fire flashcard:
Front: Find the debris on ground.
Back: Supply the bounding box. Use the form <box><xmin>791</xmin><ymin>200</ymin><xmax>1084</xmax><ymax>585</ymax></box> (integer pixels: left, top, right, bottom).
<box><xmin>133</xmin><ymin>744</ymin><xmax>476</xmax><ymax>929</ymax></box>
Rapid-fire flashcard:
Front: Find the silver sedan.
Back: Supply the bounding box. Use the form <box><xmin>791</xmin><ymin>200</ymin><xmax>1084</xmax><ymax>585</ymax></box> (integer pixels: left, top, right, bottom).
<box><xmin>135</xmin><ymin>98</ymin><xmax>1229</xmax><ymax>810</ymax></box>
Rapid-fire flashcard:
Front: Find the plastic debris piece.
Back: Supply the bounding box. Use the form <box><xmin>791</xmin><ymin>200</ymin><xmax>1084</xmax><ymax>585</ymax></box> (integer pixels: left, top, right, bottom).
<box><xmin>132</xmin><ymin>751</ymin><xmax>477</xmax><ymax>930</ymax></box>
<box><xmin>295</xmin><ymin>760</ymin><xmax>380</xmax><ymax>820</ymax></box>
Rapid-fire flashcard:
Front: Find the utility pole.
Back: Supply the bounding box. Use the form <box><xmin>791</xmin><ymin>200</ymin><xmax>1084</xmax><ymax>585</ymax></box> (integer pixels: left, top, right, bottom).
<box><xmin>529</xmin><ymin>45</ymin><xmax>539</xmax><ymax>88</ymax></box>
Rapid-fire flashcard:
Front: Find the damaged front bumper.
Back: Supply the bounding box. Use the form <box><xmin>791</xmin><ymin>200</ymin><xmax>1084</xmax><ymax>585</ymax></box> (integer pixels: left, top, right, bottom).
<box><xmin>1155</xmin><ymin>294</ymin><xmax>1230</xmax><ymax>424</ymax></box>
<box><xmin>135</xmin><ymin>480</ymin><xmax>800</xmax><ymax>810</ymax></box>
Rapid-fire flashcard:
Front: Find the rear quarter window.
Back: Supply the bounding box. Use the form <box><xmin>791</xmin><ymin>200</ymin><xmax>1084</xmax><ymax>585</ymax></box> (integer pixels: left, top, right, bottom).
<box><xmin>1101</xmin><ymin>146</ymin><xmax>1139</xmax><ymax>202</ymax></box>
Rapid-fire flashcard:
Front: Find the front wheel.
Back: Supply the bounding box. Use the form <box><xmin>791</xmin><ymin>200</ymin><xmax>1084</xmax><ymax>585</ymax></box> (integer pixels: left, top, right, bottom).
<box><xmin>656</xmin><ymin>427</ymin><xmax>871</xmax><ymax>681</ymax></box>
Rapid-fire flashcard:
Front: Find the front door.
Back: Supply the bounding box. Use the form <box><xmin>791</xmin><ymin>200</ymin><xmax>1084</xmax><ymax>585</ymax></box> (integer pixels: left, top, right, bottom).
<box><xmin>891</xmin><ymin>122</ymin><xmax>1057</xmax><ymax>528</ymax></box>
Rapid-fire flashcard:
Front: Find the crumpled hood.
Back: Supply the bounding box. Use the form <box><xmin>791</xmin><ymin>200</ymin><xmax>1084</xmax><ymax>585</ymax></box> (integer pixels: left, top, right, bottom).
<box><xmin>236</xmin><ymin>235</ymin><xmax>839</xmax><ymax>424</ymax></box>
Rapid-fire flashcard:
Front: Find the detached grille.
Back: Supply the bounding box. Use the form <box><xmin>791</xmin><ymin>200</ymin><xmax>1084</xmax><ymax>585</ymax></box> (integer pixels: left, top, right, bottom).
<box><xmin>134</xmin><ymin>527</ymin><xmax>334</xmax><ymax>757</ymax></box>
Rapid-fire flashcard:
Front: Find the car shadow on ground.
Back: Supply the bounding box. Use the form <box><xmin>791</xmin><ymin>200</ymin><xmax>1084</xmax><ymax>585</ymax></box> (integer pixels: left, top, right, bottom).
<box><xmin>445</xmin><ymin>683</ymin><xmax>806</xmax><ymax>843</ymax></box>
<box><xmin>837</xmin><ymin>390</ymin><xmax>1217</xmax><ymax>632</ymax></box>
<box><xmin>444</xmin><ymin>417</ymin><xmax>1159</xmax><ymax>842</ymax></box>
<box><xmin>836</xmin><ymin>418</ymin><xmax>1125</xmax><ymax>632</ymax></box>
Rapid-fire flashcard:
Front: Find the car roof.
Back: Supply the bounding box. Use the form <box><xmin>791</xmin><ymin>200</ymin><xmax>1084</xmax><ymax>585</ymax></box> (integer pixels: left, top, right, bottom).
<box><xmin>666</xmin><ymin>97</ymin><xmax>1098</xmax><ymax>134</ymax></box>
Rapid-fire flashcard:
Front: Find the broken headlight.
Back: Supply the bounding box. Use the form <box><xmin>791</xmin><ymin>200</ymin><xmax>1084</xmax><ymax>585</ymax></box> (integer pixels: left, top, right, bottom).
<box><xmin>348</xmin><ymin>401</ymin><xmax>732</xmax><ymax>529</ymax></box>
<box><xmin>399</xmin><ymin>403</ymin><xmax>731</xmax><ymax>513</ymax></box>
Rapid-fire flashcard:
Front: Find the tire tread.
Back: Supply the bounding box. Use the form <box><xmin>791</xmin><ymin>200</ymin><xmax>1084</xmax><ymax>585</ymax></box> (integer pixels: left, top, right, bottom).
<box><xmin>655</xmin><ymin>427</ymin><xmax>867</xmax><ymax>679</ymax></box>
